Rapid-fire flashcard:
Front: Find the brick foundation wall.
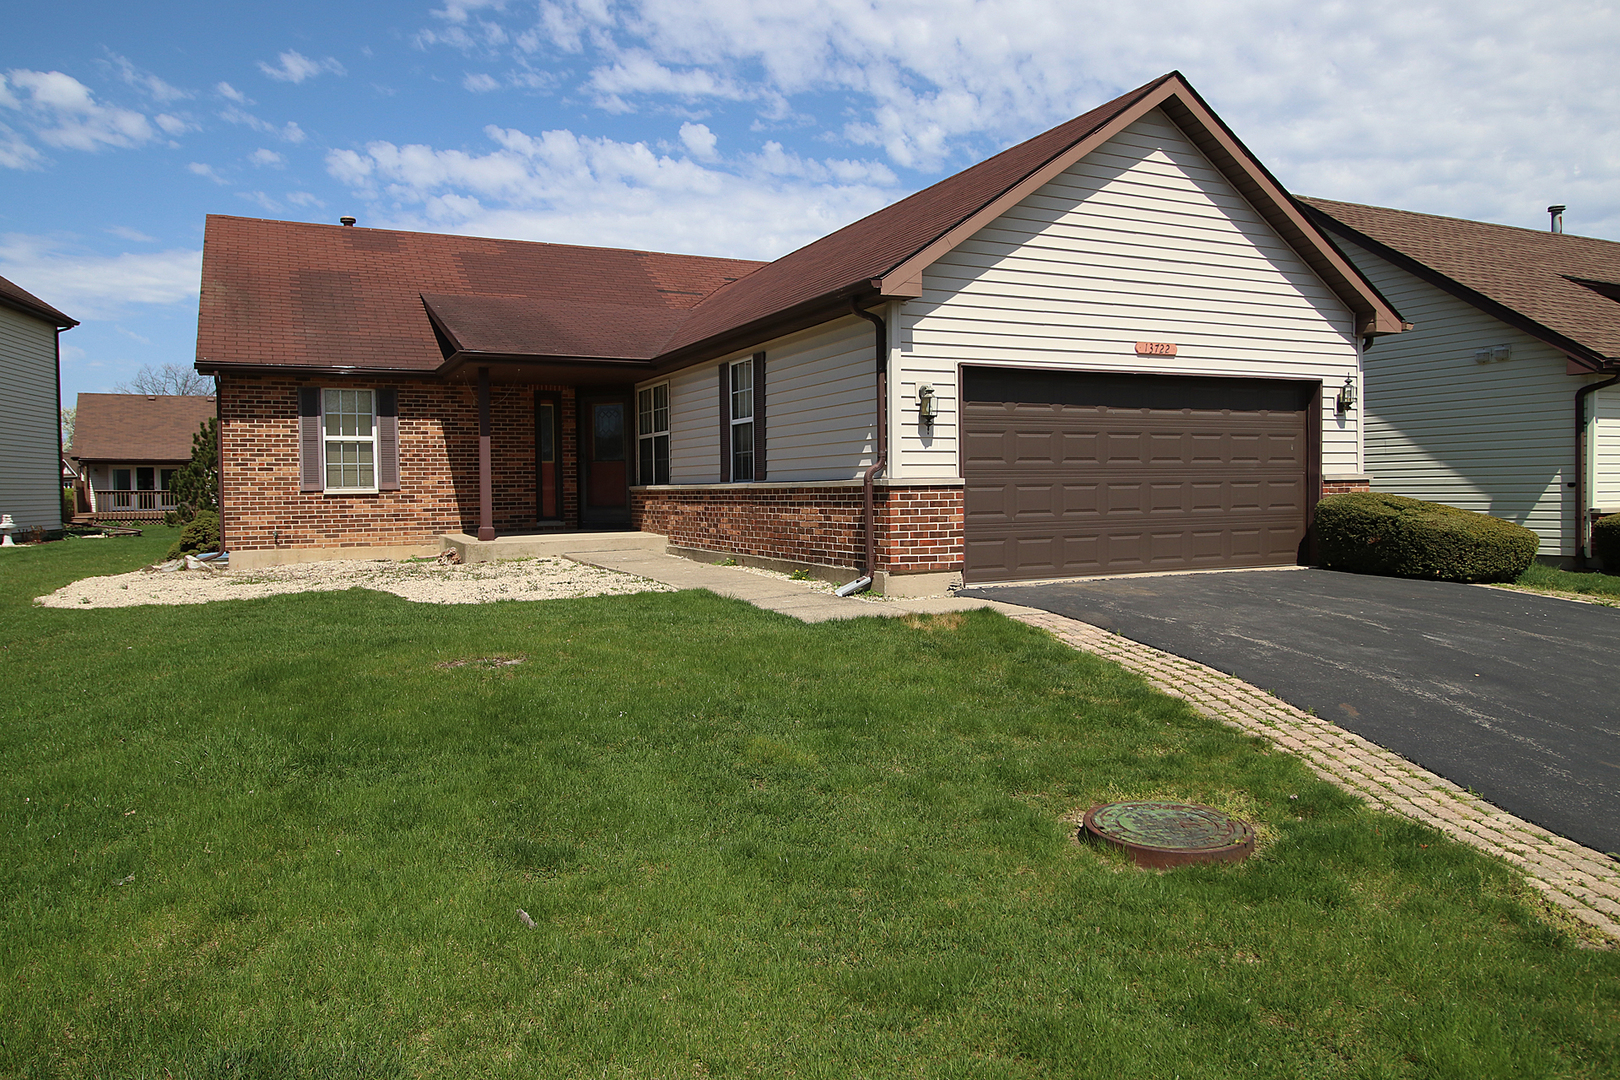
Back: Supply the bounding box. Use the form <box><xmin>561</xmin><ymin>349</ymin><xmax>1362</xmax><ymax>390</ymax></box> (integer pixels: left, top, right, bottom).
<box><xmin>221</xmin><ymin>374</ymin><xmax>576</xmax><ymax>552</ymax></box>
<box><xmin>631</xmin><ymin>484</ymin><xmax>963</xmax><ymax>574</ymax></box>
<box><xmin>1321</xmin><ymin>480</ymin><xmax>1372</xmax><ymax>495</ymax></box>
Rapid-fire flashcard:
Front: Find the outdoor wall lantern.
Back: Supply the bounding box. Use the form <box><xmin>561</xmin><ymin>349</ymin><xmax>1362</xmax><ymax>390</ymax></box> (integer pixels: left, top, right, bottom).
<box><xmin>917</xmin><ymin>384</ymin><xmax>938</xmax><ymax>428</ymax></box>
<box><xmin>1336</xmin><ymin>376</ymin><xmax>1357</xmax><ymax>414</ymax></box>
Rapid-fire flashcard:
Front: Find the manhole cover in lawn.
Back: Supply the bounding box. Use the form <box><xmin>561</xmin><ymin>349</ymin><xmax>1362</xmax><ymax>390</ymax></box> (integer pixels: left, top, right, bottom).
<box><xmin>1082</xmin><ymin>801</ymin><xmax>1254</xmax><ymax>868</ymax></box>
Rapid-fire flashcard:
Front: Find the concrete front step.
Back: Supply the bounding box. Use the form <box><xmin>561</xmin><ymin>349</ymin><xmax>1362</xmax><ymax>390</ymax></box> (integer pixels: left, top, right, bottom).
<box><xmin>440</xmin><ymin>530</ymin><xmax>667</xmax><ymax>564</ymax></box>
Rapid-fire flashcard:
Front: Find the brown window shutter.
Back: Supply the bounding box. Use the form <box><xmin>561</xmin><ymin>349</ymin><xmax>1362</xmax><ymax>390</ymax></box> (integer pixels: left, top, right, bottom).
<box><xmin>717</xmin><ymin>362</ymin><xmax>730</xmax><ymax>483</ymax></box>
<box><xmin>752</xmin><ymin>351</ymin><xmax>765</xmax><ymax>481</ymax></box>
<box><xmin>298</xmin><ymin>387</ymin><xmax>324</xmax><ymax>492</ymax></box>
<box><xmin>376</xmin><ymin>387</ymin><xmax>400</xmax><ymax>491</ymax></box>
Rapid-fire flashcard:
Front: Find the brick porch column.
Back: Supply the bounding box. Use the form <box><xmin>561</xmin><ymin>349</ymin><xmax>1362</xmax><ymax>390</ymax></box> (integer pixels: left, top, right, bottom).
<box><xmin>478</xmin><ymin>366</ymin><xmax>494</xmax><ymax>541</ymax></box>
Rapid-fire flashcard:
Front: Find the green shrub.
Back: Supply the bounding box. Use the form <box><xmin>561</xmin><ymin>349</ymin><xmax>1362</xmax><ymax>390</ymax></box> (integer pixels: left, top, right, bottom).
<box><xmin>61</xmin><ymin>485</ymin><xmax>75</xmax><ymax>524</ymax></box>
<box><xmin>1315</xmin><ymin>492</ymin><xmax>1538</xmax><ymax>583</ymax></box>
<box><xmin>166</xmin><ymin>510</ymin><xmax>220</xmax><ymax>560</ymax></box>
<box><xmin>1593</xmin><ymin>514</ymin><xmax>1620</xmax><ymax>572</ymax></box>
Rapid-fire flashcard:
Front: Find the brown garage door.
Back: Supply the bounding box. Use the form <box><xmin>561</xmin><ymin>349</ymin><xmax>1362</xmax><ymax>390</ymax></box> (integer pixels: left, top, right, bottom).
<box><xmin>962</xmin><ymin>367</ymin><xmax>1315</xmax><ymax>584</ymax></box>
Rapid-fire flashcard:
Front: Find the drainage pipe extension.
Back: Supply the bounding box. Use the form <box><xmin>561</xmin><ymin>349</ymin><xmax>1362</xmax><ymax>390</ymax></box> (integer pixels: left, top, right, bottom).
<box><xmin>851</xmin><ymin>301</ymin><xmax>889</xmax><ymax>585</ymax></box>
<box><xmin>1575</xmin><ymin>371</ymin><xmax>1620</xmax><ymax>566</ymax></box>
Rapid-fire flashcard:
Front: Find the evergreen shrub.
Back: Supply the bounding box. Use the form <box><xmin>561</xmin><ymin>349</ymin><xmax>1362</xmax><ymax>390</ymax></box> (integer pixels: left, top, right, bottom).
<box><xmin>1315</xmin><ymin>492</ymin><xmax>1538</xmax><ymax>583</ymax></box>
<box><xmin>1592</xmin><ymin>514</ymin><xmax>1620</xmax><ymax>572</ymax></box>
<box><xmin>167</xmin><ymin>511</ymin><xmax>220</xmax><ymax>560</ymax></box>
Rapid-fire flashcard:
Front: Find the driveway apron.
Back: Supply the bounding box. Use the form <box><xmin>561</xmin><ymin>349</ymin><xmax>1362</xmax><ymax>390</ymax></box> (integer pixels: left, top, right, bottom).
<box><xmin>962</xmin><ymin>569</ymin><xmax>1620</xmax><ymax>855</ymax></box>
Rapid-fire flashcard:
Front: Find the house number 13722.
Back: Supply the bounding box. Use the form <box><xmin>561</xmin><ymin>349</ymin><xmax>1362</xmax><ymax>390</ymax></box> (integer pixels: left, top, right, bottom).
<box><xmin>1134</xmin><ymin>341</ymin><xmax>1178</xmax><ymax>356</ymax></box>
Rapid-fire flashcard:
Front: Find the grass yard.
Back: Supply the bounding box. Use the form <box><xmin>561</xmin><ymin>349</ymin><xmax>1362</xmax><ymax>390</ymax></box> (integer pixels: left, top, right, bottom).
<box><xmin>1510</xmin><ymin>563</ymin><xmax>1620</xmax><ymax>605</ymax></box>
<box><xmin>2</xmin><ymin>532</ymin><xmax>1616</xmax><ymax>1079</ymax></box>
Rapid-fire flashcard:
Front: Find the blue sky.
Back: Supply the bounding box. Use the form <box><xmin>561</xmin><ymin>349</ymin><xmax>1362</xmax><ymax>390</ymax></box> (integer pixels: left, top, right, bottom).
<box><xmin>5</xmin><ymin>0</ymin><xmax>1618</xmax><ymax>405</ymax></box>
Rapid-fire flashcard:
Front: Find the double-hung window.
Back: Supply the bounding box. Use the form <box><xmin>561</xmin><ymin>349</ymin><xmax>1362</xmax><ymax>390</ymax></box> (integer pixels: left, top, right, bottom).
<box><xmin>730</xmin><ymin>357</ymin><xmax>754</xmax><ymax>482</ymax></box>
<box><xmin>324</xmin><ymin>389</ymin><xmax>376</xmax><ymax>491</ymax></box>
<box><xmin>298</xmin><ymin>386</ymin><xmax>399</xmax><ymax>494</ymax></box>
<box><xmin>637</xmin><ymin>383</ymin><xmax>670</xmax><ymax>485</ymax></box>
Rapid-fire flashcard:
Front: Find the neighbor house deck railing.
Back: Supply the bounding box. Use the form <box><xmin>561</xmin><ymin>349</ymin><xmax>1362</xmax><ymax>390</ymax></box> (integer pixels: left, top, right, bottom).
<box><xmin>92</xmin><ymin>490</ymin><xmax>179</xmax><ymax>514</ymax></box>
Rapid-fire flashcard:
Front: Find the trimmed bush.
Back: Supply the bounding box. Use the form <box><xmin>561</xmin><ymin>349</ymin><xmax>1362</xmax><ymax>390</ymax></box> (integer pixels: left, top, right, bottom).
<box><xmin>1315</xmin><ymin>492</ymin><xmax>1538</xmax><ymax>583</ymax></box>
<box><xmin>1593</xmin><ymin>514</ymin><xmax>1620</xmax><ymax>572</ymax></box>
<box><xmin>166</xmin><ymin>511</ymin><xmax>220</xmax><ymax>560</ymax></box>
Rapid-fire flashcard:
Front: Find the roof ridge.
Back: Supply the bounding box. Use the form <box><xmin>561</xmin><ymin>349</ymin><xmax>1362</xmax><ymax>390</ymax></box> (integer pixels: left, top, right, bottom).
<box><xmin>1301</xmin><ymin>196</ymin><xmax>1620</xmax><ymax>248</ymax></box>
<box><xmin>203</xmin><ymin>212</ymin><xmax>771</xmax><ymax>267</ymax></box>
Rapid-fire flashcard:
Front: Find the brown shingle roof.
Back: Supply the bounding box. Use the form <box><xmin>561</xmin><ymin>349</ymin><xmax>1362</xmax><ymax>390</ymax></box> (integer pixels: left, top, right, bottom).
<box><xmin>1301</xmin><ymin>197</ymin><xmax>1620</xmax><ymax>366</ymax></box>
<box><xmin>69</xmin><ymin>393</ymin><xmax>217</xmax><ymax>463</ymax></box>
<box><xmin>196</xmin><ymin>73</ymin><xmax>1401</xmax><ymax>378</ymax></box>
<box><xmin>196</xmin><ymin>216</ymin><xmax>764</xmax><ymax>372</ymax></box>
<box><xmin>0</xmin><ymin>273</ymin><xmax>76</xmax><ymax>328</ymax></box>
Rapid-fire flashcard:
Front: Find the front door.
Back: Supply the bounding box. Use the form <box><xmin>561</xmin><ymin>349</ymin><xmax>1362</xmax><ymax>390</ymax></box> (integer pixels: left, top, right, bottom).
<box><xmin>581</xmin><ymin>395</ymin><xmax>630</xmax><ymax>527</ymax></box>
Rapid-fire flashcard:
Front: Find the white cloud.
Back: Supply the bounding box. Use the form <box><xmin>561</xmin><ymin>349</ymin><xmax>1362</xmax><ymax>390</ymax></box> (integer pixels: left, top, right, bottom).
<box><xmin>188</xmin><ymin>161</ymin><xmax>227</xmax><ymax>184</ymax></box>
<box><xmin>216</xmin><ymin>81</ymin><xmax>250</xmax><ymax>104</ymax></box>
<box><xmin>154</xmin><ymin>113</ymin><xmax>191</xmax><ymax>136</ymax></box>
<box><xmin>415</xmin><ymin>0</ymin><xmax>1620</xmax><ymax>239</ymax></box>
<box><xmin>1</xmin><ymin>69</ymin><xmax>159</xmax><ymax>152</ymax></box>
<box><xmin>325</xmin><ymin>121</ymin><xmax>896</xmax><ymax>259</ymax></box>
<box><xmin>0</xmin><ymin>233</ymin><xmax>200</xmax><ymax>317</ymax></box>
<box><xmin>258</xmin><ymin>50</ymin><xmax>347</xmax><ymax>84</ymax></box>
<box><xmin>104</xmin><ymin>53</ymin><xmax>189</xmax><ymax>103</ymax></box>
<box><xmin>106</xmin><ymin>226</ymin><xmax>156</xmax><ymax>243</ymax></box>
<box><xmin>0</xmin><ymin>121</ymin><xmax>43</xmax><ymax>169</ymax></box>
<box><xmin>463</xmin><ymin>73</ymin><xmax>501</xmax><ymax>92</ymax></box>
<box><xmin>285</xmin><ymin>191</ymin><xmax>326</xmax><ymax>209</ymax></box>
<box><xmin>249</xmin><ymin>148</ymin><xmax>285</xmax><ymax>167</ymax></box>
<box><xmin>239</xmin><ymin>191</ymin><xmax>282</xmax><ymax>212</ymax></box>
<box><xmin>679</xmin><ymin>121</ymin><xmax>717</xmax><ymax>161</ymax></box>
<box><xmin>220</xmin><ymin>107</ymin><xmax>306</xmax><ymax>143</ymax></box>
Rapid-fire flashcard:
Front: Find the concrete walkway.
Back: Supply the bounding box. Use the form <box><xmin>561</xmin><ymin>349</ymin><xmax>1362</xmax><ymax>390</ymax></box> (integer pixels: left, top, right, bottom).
<box><xmin>565</xmin><ymin>546</ymin><xmax>1620</xmax><ymax>944</ymax></box>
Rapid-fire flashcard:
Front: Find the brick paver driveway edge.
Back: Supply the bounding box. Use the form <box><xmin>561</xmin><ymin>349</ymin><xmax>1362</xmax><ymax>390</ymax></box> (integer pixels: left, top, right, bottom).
<box><xmin>1011</xmin><ymin>609</ymin><xmax>1620</xmax><ymax>945</ymax></box>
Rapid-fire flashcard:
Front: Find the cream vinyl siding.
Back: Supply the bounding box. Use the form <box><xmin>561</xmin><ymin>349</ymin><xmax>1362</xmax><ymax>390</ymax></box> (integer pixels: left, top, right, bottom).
<box><xmin>0</xmin><ymin>305</ymin><xmax>61</xmax><ymax>531</ymax></box>
<box><xmin>658</xmin><ymin>317</ymin><xmax>876</xmax><ymax>484</ymax></box>
<box><xmin>1335</xmin><ymin>241</ymin><xmax>1588</xmax><ymax>556</ymax></box>
<box><xmin>892</xmin><ymin>107</ymin><xmax>1360</xmax><ymax>481</ymax></box>
<box><xmin>1591</xmin><ymin>386</ymin><xmax>1620</xmax><ymax>511</ymax></box>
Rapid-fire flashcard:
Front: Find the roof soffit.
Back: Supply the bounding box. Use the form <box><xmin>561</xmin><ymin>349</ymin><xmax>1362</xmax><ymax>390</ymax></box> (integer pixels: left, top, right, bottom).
<box><xmin>877</xmin><ymin>74</ymin><xmax>1406</xmax><ymax>336</ymax></box>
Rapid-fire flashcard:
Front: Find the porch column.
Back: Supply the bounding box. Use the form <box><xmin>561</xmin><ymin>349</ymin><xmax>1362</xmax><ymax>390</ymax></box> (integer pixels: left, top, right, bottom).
<box><xmin>477</xmin><ymin>366</ymin><xmax>495</xmax><ymax>541</ymax></box>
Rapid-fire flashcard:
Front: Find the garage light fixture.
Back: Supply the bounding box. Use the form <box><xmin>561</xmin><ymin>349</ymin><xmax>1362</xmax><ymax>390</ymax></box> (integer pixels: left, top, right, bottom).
<box><xmin>918</xmin><ymin>384</ymin><xmax>938</xmax><ymax>429</ymax></box>
<box><xmin>1336</xmin><ymin>377</ymin><xmax>1357</xmax><ymax>414</ymax></box>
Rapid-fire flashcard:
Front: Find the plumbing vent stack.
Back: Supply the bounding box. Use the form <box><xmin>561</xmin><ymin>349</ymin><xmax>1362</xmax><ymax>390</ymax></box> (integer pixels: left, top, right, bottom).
<box><xmin>1548</xmin><ymin>205</ymin><xmax>1566</xmax><ymax>234</ymax></box>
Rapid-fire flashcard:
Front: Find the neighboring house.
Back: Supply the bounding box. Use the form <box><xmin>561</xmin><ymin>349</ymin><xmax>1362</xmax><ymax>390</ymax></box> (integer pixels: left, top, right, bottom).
<box><xmin>68</xmin><ymin>393</ymin><xmax>217</xmax><ymax>520</ymax></box>
<box><xmin>1301</xmin><ymin>198</ymin><xmax>1620</xmax><ymax>565</ymax></box>
<box><xmin>196</xmin><ymin>72</ymin><xmax>1404</xmax><ymax>587</ymax></box>
<box><xmin>0</xmin><ymin>273</ymin><xmax>77</xmax><ymax>535</ymax></box>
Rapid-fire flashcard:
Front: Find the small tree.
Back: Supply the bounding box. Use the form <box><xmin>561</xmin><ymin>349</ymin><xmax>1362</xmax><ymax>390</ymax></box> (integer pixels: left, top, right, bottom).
<box><xmin>115</xmin><ymin>363</ymin><xmax>213</xmax><ymax>396</ymax></box>
<box><xmin>168</xmin><ymin>417</ymin><xmax>219</xmax><ymax>525</ymax></box>
<box><xmin>60</xmin><ymin>405</ymin><xmax>76</xmax><ymax>449</ymax></box>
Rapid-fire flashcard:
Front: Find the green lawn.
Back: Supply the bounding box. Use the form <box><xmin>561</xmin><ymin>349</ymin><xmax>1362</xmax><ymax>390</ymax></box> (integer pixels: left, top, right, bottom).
<box><xmin>1512</xmin><ymin>562</ymin><xmax>1620</xmax><ymax>604</ymax></box>
<box><xmin>2</xmin><ymin>532</ymin><xmax>1616</xmax><ymax>1078</ymax></box>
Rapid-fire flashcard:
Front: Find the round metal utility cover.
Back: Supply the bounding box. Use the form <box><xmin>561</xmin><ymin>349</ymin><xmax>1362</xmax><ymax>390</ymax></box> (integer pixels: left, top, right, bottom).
<box><xmin>1082</xmin><ymin>801</ymin><xmax>1255</xmax><ymax>868</ymax></box>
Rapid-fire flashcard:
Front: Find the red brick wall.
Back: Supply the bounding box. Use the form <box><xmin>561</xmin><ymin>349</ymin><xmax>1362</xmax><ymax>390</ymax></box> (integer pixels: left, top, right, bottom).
<box><xmin>220</xmin><ymin>374</ymin><xmax>576</xmax><ymax>552</ymax></box>
<box><xmin>1321</xmin><ymin>480</ymin><xmax>1372</xmax><ymax>495</ymax></box>
<box><xmin>632</xmin><ymin>484</ymin><xmax>963</xmax><ymax>574</ymax></box>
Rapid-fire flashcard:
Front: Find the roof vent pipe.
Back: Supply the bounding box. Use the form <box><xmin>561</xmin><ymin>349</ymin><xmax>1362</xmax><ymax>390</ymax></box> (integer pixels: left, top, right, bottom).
<box><xmin>1548</xmin><ymin>205</ymin><xmax>1565</xmax><ymax>234</ymax></box>
<box><xmin>340</xmin><ymin>216</ymin><xmax>357</xmax><ymax>227</ymax></box>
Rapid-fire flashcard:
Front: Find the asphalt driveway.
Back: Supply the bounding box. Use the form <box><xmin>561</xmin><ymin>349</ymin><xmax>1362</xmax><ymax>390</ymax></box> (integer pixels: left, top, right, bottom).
<box><xmin>962</xmin><ymin>569</ymin><xmax>1620</xmax><ymax>855</ymax></box>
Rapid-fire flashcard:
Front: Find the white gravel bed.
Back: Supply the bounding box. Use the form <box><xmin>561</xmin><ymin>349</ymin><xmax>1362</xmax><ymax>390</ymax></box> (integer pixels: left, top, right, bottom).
<box><xmin>35</xmin><ymin>556</ymin><xmax>675</xmax><ymax>609</ymax></box>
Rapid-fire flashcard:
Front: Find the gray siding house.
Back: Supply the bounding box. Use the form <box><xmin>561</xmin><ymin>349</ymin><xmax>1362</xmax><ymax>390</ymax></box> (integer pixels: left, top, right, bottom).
<box><xmin>0</xmin><ymin>274</ymin><xmax>76</xmax><ymax>535</ymax></box>
<box><xmin>1301</xmin><ymin>199</ymin><xmax>1620</xmax><ymax>564</ymax></box>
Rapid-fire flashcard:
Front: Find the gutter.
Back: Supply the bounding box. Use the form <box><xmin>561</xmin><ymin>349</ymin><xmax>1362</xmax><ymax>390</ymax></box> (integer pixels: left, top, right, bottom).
<box><xmin>848</xmin><ymin>301</ymin><xmax>889</xmax><ymax>588</ymax></box>
<box><xmin>1575</xmin><ymin>370</ymin><xmax>1620</xmax><ymax>566</ymax></box>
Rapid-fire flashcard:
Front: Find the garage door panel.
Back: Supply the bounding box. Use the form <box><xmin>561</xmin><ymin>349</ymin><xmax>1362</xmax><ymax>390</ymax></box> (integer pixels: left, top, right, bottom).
<box><xmin>962</xmin><ymin>367</ymin><xmax>1312</xmax><ymax>583</ymax></box>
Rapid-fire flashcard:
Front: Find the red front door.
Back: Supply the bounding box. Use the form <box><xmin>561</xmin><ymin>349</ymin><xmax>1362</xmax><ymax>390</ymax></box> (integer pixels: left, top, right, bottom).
<box><xmin>582</xmin><ymin>396</ymin><xmax>630</xmax><ymax>526</ymax></box>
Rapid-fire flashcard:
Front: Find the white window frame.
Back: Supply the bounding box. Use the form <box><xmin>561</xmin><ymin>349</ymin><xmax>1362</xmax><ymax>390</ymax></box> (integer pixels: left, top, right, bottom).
<box><xmin>730</xmin><ymin>358</ymin><xmax>754</xmax><ymax>482</ymax></box>
<box><xmin>637</xmin><ymin>382</ymin><xmax>671</xmax><ymax>486</ymax></box>
<box><xmin>323</xmin><ymin>388</ymin><xmax>378</xmax><ymax>493</ymax></box>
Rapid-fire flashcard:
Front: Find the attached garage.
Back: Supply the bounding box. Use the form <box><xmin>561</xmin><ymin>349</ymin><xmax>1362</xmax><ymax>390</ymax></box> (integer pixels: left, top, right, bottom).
<box><xmin>961</xmin><ymin>367</ymin><xmax>1319</xmax><ymax>584</ymax></box>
